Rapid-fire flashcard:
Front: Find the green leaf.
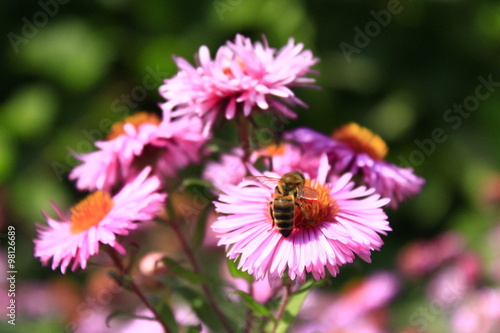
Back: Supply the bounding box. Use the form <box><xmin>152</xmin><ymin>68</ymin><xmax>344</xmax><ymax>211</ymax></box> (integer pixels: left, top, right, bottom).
<box><xmin>273</xmin><ymin>282</ymin><xmax>314</xmax><ymax>333</ymax></box>
<box><xmin>166</xmin><ymin>196</ymin><xmax>177</xmax><ymax>221</ymax></box>
<box><xmin>156</xmin><ymin>302</ymin><xmax>179</xmax><ymax>333</ymax></box>
<box><xmin>293</xmin><ymin>278</ymin><xmax>322</xmax><ymax>295</ymax></box>
<box><xmin>184</xmin><ymin>325</ymin><xmax>204</xmax><ymax>333</ymax></box>
<box><xmin>227</xmin><ymin>257</ymin><xmax>254</xmax><ymax>282</ymax></box>
<box><xmin>232</xmin><ymin>290</ymin><xmax>275</xmax><ymax>320</ymax></box>
<box><xmin>105</xmin><ymin>311</ymin><xmax>158</xmax><ymax>325</ymax></box>
<box><xmin>175</xmin><ymin>285</ymin><xmax>227</xmax><ymax>332</ymax></box>
<box><xmin>162</xmin><ymin>257</ymin><xmax>207</xmax><ymax>284</ymax></box>
<box><xmin>180</xmin><ymin>178</ymin><xmax>216</xmax><ymax>191</ymax></box>
<box><xmin>106</xmin><ymin>309</ymin><xmax>170</xmax><ymax>330</ymax></box>
<box><xmin>107</xmin><ymin>270</ymin><xmax>133</xmax><ymax>291</ymax></box>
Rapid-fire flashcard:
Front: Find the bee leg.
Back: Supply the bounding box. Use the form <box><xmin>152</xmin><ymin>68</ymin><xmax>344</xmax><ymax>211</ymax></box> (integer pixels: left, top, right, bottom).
<box><xmin>295</xmin><ymin>201</ymin><xmax>317</xmax><ymax>226</ymax></box>
<box><xmin>268</xmin><ymin>201</ymin><xmax>275</xmax><ymax>232</ymax></box>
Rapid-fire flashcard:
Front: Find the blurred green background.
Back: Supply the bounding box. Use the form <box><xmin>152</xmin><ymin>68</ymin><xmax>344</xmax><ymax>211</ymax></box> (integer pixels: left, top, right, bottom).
<box><xmin>1</xmin><ymin>0</ymin><xmax>499</xmax><ymax>331</ymax></box>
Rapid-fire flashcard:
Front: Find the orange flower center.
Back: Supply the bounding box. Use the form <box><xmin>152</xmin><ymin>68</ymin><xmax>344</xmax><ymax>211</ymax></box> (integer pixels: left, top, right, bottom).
<box><xmin>332</xmin><ymin>123</ymin><xmax>388</xmax><ymax>160</ymax></box>
<box><xmin>260</xmin><ymin>143</ymin><xmax>286</xmax><ymax>157</ymax></box>
<box><xmin>70</xmin><ymin>191</ymin><xmax>114</xmax><ymax>234</ymax></box>
<box><xmin>293</xmin><ymin>179</ymin><xmax>339</xmax><ymax>230</ymax></box>
<box><xmin>107</xmin><ymin>112</ymin><xmax>161</xmax><ymax>140</ymax></box>
<box><xmin>221</xmin><ymin>57</ymin><xmax>246</xmax><ymax>78</ymax></box>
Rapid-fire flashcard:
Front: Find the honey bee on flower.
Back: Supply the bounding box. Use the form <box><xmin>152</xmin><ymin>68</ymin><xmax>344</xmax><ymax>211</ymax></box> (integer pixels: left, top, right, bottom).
<box><xmin>212</xmin><ymin>155</ymin><xmax>392</xmax><ymax>283</ymax></box>
<box><xmin>243</xmin><ymin>171</ymin><xmax>319</xmax><ymax>237</ymax></box>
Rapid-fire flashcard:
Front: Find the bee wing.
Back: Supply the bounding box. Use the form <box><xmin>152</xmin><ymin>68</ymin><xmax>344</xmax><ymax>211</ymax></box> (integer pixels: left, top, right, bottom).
<box><xmin>242</xmin><ymin>176</ymin><xmax>280</xmax><ymax>189</ymax></box>
<box><xmin>298</xmin><ymin>186</ymin><xmax>319</xmax><ymax>200</ymax></box>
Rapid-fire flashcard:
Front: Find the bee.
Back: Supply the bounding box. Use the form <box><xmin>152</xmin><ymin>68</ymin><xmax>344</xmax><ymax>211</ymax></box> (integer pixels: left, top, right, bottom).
<box><xmin>243</xmin><ymin>171</ymin><xmax>319</xmax><ymax>237</ymax></box>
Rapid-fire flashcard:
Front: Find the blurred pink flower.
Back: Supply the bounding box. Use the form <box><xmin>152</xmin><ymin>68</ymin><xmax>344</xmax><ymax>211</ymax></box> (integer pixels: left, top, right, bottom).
<box><xmin>487</xmin><ymin>223</ymin><xmax>500</xmax><ymax>283</ymax></box>
<box><xmin>285</xmin><ymin>124</ymin><xmax>425</xmax><ymax>208</ymax></box>
<box><xmin>74</xmin><ymin>307</ymin><xmax>123</xmax><ymax>333</ymax></box>
<box><xmin>250</xmin><ymin>142</ymin><xmax>322</xmax><ymax>179</ymax></box>
<box><xmin>70</xmin><ymin>307</ymin><xmax>121</xmax><ymax>333</ymax></box>
<box><xmin>202</xmin><ymin>143</ymin><xmax>323</xmax><ymax>193</ymax></box>
<box><xmin>293</xmin><ymin>271</ymin><xmax>399</xmax><ymax>332</ymax></box>
<box><xmin>426</xmin><ymin>252</ymin><xmax>482</xmax><ymax>308</ymax></box>
<box><xmin>119</xmin><ymin>306</ymin><xmax>208</xmax><ymax>333</ymax></box>
<box><xmin>118</xmin><ymin>308</ymin><xmax>164</xmax><ymax>333</ymax></box>
<box><xmin>138</xmin><ymin>251</ymin><xmax>169</xmax><ymax>277</ymax></box>
<box><xmin>397</xmin><ymin>232</ymin><xmax>465</xmax><ymax>278</ymax></box>
<box><xmin>160</xmin><ymin>34</ymin><xmax>318</xmax><ymax>136</ymax></box>
<box><xmin>16</xmin><ymin>282</ymin><xmax>62</xmax><ymax>320</ymax></box>
<box><xmin>203</xmin><ymin>148</ymin><xmax>247</xmax><ymax>190</ymax></box>
<box><xmin>212</xmin><ymin>154</ymin><xmax>391</xmax><ymax>283</ymax></box>
<box><xmin>69</xmin><ymin>112</ymin><xmax>207</xmax><ymax>192</ymax></box>
<box><xmin>451</xmin><ymin>288</ymin><xmax>500</xmax><ymax>333</ymax></box>
<box><xmin>34</xmin><ymin>167</ymin><xmax>166</xmax><ymax>273</ymax></box>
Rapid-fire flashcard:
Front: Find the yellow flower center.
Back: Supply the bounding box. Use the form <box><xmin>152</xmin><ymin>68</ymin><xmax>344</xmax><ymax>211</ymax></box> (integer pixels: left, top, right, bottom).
<box><xmin>70</xmin><ymin>191</ymin><xmax>114</xmax><ymax>234</ymax></box>
<box><xmin>293</xmin><ymin>179</ymin><xmax>339</xmax><ymax>230</ymax></box>
<box><xmin>332</xmin><ymin>123</ymin><xmax>388</xmax><ymax>160</ymax></box>
<box><xmin>107</xmin><ymin>112</ymin><xmax>161</xmax><ymax>140</ymax></box>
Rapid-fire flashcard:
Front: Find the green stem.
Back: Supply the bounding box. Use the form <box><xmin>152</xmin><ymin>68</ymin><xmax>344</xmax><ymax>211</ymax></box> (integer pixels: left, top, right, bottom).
<box><xmin>237</xmin><ymin>113</ymin><xmax>253</xmax><ymax>161</ymax></box>
<box><xmin>243</xmin><ymin>282</ymin><xmax>255</xmax><ymax>333</ymax></box>
<box><xmin>169</xmin><ymin>217</ymin><xmax>235</xmax><ymax>333</ymax></box>
<box><xmin>106</xmin><ymin>247</ymin><xmax>172</xmax><ymax>333</ymax></box>
<box><xmin>270</xmin><ymin>280</ymin><xmax>293</xmax><ymax>333</ymax></box>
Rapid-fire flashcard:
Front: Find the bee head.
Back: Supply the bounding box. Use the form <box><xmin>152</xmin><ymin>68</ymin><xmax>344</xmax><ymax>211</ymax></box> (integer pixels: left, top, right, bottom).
<box><xmin>281</xmin><ymin>171</ymin><xmax>305</xmax><ymax>192</ymax></box>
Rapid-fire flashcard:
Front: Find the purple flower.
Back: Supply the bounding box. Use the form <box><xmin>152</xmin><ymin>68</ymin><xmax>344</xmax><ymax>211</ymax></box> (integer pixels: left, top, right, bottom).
<box><xmin>285</xmin><ymin>123</ymin><xmax>425</xmax><ymax>208</ymax></box>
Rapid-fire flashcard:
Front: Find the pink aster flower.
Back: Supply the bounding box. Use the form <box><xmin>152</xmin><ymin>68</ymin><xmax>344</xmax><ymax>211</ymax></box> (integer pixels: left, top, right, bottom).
<box><xmin>285</xmin><ymin>123</ymin><xmax>425</xmax><ymax>208</ymax></box>
<box><xmin>34</xmin><ymin>167</ymin><xmax>166</xmax><ymax>273</ymax></box>
<box><xmin>160</xmin><ymin>34</ymin><xmax>318</xmax><ymax>136</ymax></box>
<box><xmin>212</xmin><ymin>154</ymin><xmax>391</xmax><ymax>283</ymax></box>
<box><xmin>69</xmin><ymin>112</ymin><xmax>207</xmax><ymax>192</ymax></box>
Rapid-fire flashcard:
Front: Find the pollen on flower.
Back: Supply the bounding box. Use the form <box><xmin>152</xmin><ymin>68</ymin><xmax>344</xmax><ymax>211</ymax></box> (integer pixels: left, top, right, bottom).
<box><xmin>332</xmin><ymin>122</ymin><xmax>388</xmax><ymax>160</ymax></box>
<box><xmin>70</xmin><ymin>191</ymin><xmax>114</xmax><ymax>234</ymax></box>
<box><xmin>293</xmin><ymin>179</ymin><xmax>339</xmax><ymax>230</ymax></box>
<box><xmin>106</xmin><ymin>112</ymin><xmax>161</xmax><ymax>140</ymax></box>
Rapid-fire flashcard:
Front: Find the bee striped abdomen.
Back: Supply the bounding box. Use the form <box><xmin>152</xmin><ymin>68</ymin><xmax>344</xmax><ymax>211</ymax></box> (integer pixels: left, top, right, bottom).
<box><xmin>272</xmin><ymin>196</ymin><xmax>295</xmax><ymax>237</ymax></box>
